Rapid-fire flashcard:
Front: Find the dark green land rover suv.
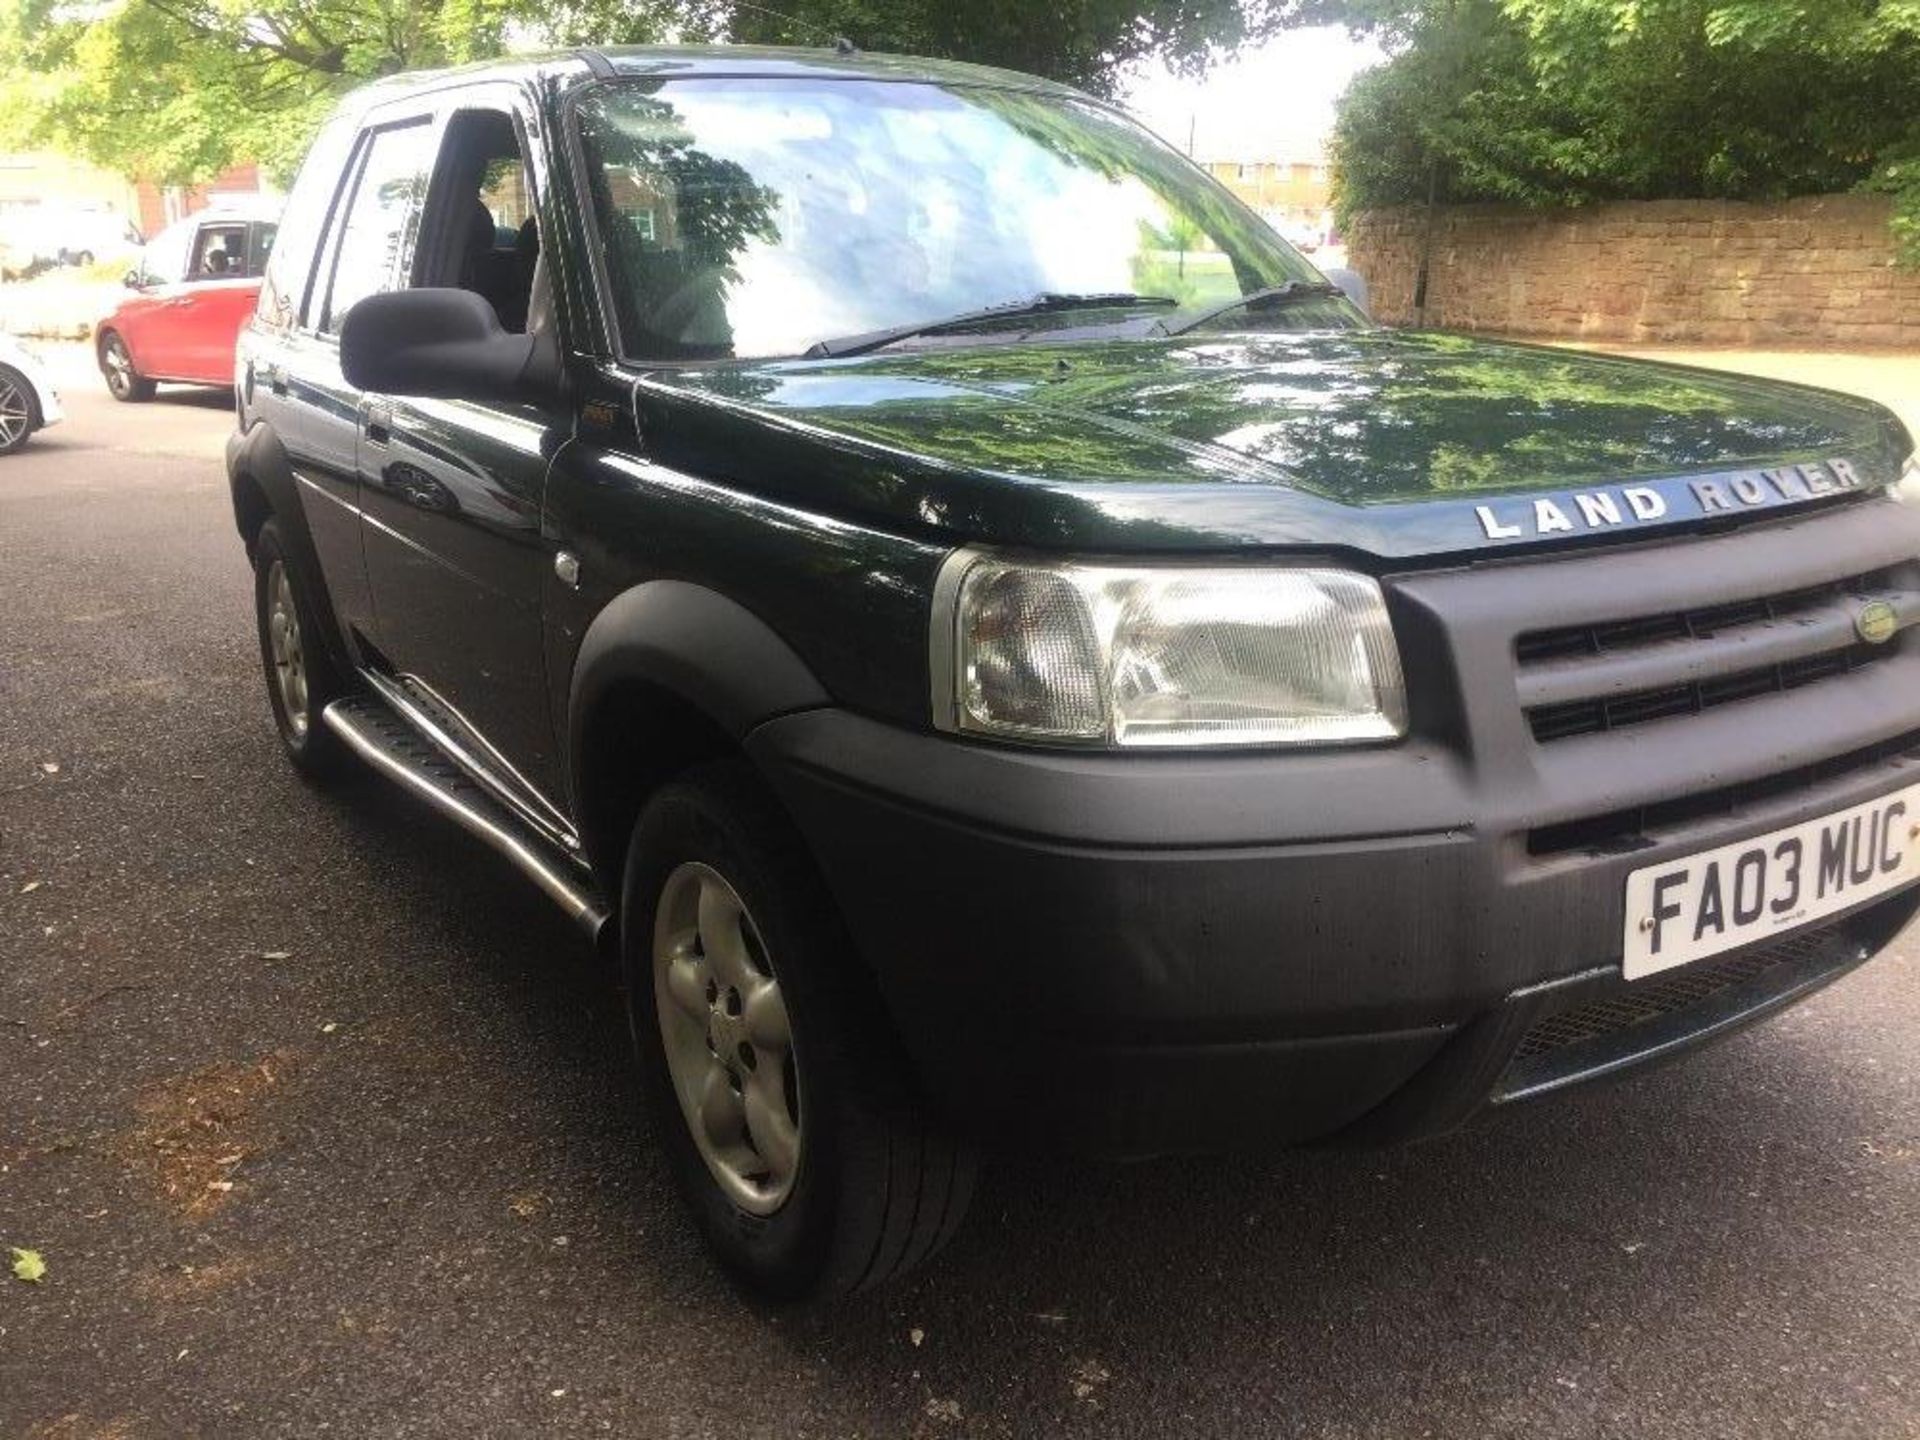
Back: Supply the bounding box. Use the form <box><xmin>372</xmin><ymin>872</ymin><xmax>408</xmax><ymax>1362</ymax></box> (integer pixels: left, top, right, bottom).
<box><xmin>228</xmin><ymin>45</ymin><xmax>1920</xmax><ymax>1298</ymax></box>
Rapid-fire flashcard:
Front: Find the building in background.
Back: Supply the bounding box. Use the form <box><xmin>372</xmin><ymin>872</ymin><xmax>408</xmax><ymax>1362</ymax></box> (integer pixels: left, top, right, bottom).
<box><xmin>1200</xmin><ymin>145</ymin><xmax>1336</xmax><ymax>255</ymax></box>
<box><xmin>0</xmin><ymin>151</ymin><xmax>140</xmax><ymax>221</ymax></box>
<box><xmin>0</xmin><ymin>151</ymin><xmax>274</xmax><ymax>246</ymax></box>
<box><xmin>131</xmin><ymin>163</ymin><xmax>274</xmax><ymax>237</ymax></box>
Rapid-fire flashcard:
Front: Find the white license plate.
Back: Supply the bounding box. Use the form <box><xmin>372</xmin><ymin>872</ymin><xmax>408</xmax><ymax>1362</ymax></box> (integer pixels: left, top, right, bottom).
<box><xmin>1623</xmin><ymin>783</ymin><xmax>1920</xmax><ymax>980</ymax></box>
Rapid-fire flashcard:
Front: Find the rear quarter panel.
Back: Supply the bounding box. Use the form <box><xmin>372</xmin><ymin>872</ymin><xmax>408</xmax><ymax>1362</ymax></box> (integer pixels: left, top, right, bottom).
<box><xmin>173</xmin><ymin>279</ymin><xmax>264</xmax><ymax>383</ymax></box>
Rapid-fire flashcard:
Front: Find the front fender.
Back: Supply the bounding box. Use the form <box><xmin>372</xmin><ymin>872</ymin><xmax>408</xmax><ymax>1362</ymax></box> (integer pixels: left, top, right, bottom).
<box><xmin>566</xmin><ymin>578</ymin><xmax>831</xmax><ymax>791</ymax></box>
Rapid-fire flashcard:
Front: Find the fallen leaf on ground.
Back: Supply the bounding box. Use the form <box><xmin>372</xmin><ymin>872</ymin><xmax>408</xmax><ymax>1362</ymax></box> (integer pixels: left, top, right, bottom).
<box><xmin>260</xmin><ymin>951</ymin><xmax>291</xmax><ymax>961</ymax></box>
<box><xmin>11</xmin><ymin>1247</ymin><xmax>46</xmax><ymax>1283</ymax></box>
<box><xmin>1069</xmin><ymin>1358</ymin><xmax>1111</xmax><ymax>1403</ymax></box>
<box><xmin>38</xmin><ymin>762</ymin><xmax>60</xmax><ymax>775</ymax></box>
<box><xmin>20</xmin><ymin>881</ymin><xmax>41</xmax><ymax>894</ymax></box>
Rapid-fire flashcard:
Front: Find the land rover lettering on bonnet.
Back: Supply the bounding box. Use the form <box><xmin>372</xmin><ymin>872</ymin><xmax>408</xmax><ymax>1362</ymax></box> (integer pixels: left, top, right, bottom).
<box><xmin>225</xmin><ymin>44</ymin><xmax>1920</xmax><ymax>1298</ymax></box>
<box><xmin>1474</xmin><ymin>458</ymin><xmax>1868</xmax><ymax>540</ymax></box>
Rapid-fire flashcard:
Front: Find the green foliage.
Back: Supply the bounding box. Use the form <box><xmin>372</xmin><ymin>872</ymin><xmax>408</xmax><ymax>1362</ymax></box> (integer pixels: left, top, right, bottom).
<box><xmin>713</xmin><ymin>0</ymin><xmax>1294</xmax><ymax>96</ymax></box>
<box><xmin>0</xmin><ymin>0</ymin><xmax>516</xmax><ymax>183</ymax></box>
<box><xmin>0</xmin><ymin>0</ymin><xmax>1308</xmax><ymax>187</ymax></box>
<box><xmin>1326</xmin><ymin>0</ymin><xmax>1920</xmax><ymax>263</ymax></box>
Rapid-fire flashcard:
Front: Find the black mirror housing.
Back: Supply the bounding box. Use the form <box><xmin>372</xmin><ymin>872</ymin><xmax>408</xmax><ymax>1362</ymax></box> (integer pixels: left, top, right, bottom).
<box><xmin>339</xmin><ymin>288</ymin><xmax>537</xmax><ymax>401</ymax></box>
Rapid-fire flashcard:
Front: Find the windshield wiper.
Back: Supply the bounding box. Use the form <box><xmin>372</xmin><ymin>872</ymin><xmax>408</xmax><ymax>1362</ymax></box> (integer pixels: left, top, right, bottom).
<box><xmin>1155</xmin><ymin>280</ymin><xmax>1348</xmax><ymax>338</ymax></box>
<box><xmin>803</xmin><ymin>292</ymin><xmax>1178</xmax><ymax>360</ymax></box>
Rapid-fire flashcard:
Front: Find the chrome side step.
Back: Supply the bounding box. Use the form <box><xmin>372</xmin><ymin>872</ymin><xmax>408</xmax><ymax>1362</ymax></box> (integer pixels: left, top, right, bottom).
<box><xmin>361</xmin><ymin>669</ymin><xmax>582</xmax><ymax>854</ymax></box>
<box><xmin>322</xmin><ymin>696</ymin><xmax>610</xmax><ymax>944</ymax></box>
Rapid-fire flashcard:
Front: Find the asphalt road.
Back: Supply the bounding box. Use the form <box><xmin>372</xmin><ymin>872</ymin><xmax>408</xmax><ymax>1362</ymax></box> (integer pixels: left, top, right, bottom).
<box><xmin>2</xmin><ymin>352</ymin><xmax>1917</xmax><ymax>1440</ymax></box>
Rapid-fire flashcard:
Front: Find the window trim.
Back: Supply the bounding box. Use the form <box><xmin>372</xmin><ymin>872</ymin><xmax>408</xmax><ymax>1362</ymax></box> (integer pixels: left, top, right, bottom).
<box><xmin>302</xmin><ymin>109</ymin><xmax>441</xmax><ymax>338</ymax></box>
<box><xmin>186</xmin><ymin>220</ymin><xmax>249</xmax><ymax>282</ymax></box>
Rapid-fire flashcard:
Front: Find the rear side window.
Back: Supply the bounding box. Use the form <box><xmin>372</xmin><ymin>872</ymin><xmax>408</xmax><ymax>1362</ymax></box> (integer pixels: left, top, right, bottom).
<box><xmin>319</xmin><ymin>120</ymin><xmax>437</xmax><ymax>334</ymax></box>
<box><xmin>258</xmin><ymin>115</ymin><xmax>356</xmax><ymax>330</ymax></box>
<box><xmin>248</xmin><ymin>222</ymin><xmax>277</xmax><ymax>277</ymax></box>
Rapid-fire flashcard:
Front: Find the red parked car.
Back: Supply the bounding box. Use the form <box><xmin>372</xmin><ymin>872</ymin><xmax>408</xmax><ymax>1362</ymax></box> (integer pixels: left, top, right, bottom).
<box><xmin>96</xmin><ymin>204</ymin><xmax>279</xmax><ymax>401</ymax></box>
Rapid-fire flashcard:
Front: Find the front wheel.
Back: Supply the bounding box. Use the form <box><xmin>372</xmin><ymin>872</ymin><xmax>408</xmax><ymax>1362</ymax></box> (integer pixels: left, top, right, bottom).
<box><xmin>622</xmin><ymin>762</ymin><xmax>976</xmax><ymax>1299</ymax></box>
<box><xmin>99</xmin><ymin>331</ymin><xmax>155</xmax><ymax>402</ymax></box>
<box><xmin>0</xmin><ymin>365</ymin><xmax>36</xmax><ymax>454</ymax></box>
<box><xmin>252</xmin><ymin>519</ymin><xmax>348</xmax><ymax>779</ymax></box>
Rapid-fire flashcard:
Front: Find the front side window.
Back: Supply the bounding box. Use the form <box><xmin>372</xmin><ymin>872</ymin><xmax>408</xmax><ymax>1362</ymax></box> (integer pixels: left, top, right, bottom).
<box><xmin>189</xmin><ymin>223</ymin><xmax>248</xmax><ymax>279</ymax></box>
<box><xmin>320</xmin><ymin>120</ymin><xmax>437</xmax><ymax>334</ymax></box>
<box><xmin>136</xmin><ymin>217</ymin><xmax>195</xmax><ymax>286</ymax></box>
<box><xmin>575</xmin><ymin>78</ymin><xmax>1341</xmax><ymax>362</ymax></box>
<box><xmin>420</xmin><ymin>108</ymin><xmax>542</xmax><ymax>334</ymax></box>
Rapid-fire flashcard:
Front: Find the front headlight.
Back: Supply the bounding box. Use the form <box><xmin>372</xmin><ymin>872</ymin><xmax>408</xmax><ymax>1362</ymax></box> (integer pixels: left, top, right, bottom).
<box><xmin>932</xmin><ymin>553</ymin><xmax>1407</xmax><ymax>748</ymax></box>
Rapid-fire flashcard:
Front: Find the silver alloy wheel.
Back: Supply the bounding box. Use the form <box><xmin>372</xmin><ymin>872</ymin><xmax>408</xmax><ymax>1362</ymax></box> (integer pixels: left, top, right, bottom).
<box><xmin>265</xmin><ymin>559</ymin><xmax>309</xmax><ymax>738</ymax></box>
<box><xmin>652</xmin><ymin>861</ymin><xmax>801</xmax><ymax>1215</ymax></box>
<box><xmin>0</xmin><ymin>374</ymin><xmax>28</xmax><ymax>450</ymax></box>
<box><xmin>102</xmin><ymin>337</ymin><xmax>133</xmax><ymax>398</ymax></box>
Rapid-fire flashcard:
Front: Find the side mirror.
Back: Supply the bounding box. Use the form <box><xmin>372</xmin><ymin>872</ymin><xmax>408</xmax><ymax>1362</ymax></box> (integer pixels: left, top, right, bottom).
<box><xmin>1322</xmin><ymin>266</ymin><xmax>1371</xmax><ymax>319</ymax></box>
<box><xmin>339</xmin><ymin>288</ymin><xmax>536</xmax><ymax>401</ymax></box>
<box><xmin>122</xmin><ymin>270</ymin><xmax>145</xmax><ymax>290</ymax></box>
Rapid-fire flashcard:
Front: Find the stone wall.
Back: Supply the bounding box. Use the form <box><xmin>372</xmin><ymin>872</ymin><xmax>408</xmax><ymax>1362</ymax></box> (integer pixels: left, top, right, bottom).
<box><xmin>1344</xmin><ymin>195</ymin><xmax>1920</xmax><ymax>347</ymax></box>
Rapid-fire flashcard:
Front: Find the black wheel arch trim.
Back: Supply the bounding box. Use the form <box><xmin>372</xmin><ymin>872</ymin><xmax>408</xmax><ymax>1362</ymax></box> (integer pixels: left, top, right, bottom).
<box><xmin>226</xmin><ymin>421</ymin><xmax>358</xmax><ymax>681</ymax></box>
<box><xmin>565</xmin><ymin>578</ymin><xmax>832</xmax><ymax>809</ymax></box>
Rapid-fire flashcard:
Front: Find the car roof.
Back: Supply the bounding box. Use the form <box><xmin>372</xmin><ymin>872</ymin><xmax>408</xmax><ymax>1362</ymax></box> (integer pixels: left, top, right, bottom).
<box><xmin>347</xmin><ymin>42</ymin><xmax>1086</xmax><ymax>106</ymax></box>
<box><xmin>173</xmin><ymin>201</ymin><xmax>282</xmax><ymax>226</ymax></box>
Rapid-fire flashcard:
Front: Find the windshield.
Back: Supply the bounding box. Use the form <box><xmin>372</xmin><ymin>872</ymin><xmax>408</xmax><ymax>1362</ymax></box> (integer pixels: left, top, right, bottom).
<box><xmin>575</xmin><ymin>78</ymin><xmax>1354</xmax><ymax>362</ymax></box>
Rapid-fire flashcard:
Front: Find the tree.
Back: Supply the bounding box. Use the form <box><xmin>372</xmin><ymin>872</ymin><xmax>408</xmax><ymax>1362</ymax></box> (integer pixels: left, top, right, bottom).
<box><xmin>0</xmin><ymin>0</ymin><xmax>540</xmax><ymax>181</ymax></box>
<box><xmin>0</xmin><ymin>0</ymin><xmax>1308</xmax><ymax>187</ymax></box>
<box><xmin>714</xmin><ymin>0</ymin><xmax>1294</xmax><ymax>96</ymax></box>
<box><xmin>1323</xmin><ymin>0</ymin><xmax>1920</xmax><ymax>263</ymax></box>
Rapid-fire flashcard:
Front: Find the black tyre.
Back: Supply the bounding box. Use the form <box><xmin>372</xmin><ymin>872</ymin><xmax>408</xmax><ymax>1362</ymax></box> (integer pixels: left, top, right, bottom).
<box><xmin>0</xmin><ymin>365</ymin><xmax>36</xmax><ymax>455</ymax></box>
<box><xmin>252</xmin><ymin>519</ymin><xmax>349</xmax><ymax>779</ymax></box>
<box><xmin>622</xmin><ymin>761</ymin><xmax>976</xmax><ymax>1300</ymax></box>
<box><xmin>98</xmin><ymin>330</ymin><xmax>155</xmax><ymax>402</ymax></box>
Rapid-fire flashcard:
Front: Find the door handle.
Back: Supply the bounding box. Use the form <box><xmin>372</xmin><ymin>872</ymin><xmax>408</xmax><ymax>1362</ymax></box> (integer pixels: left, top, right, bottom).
<box><xmin>363</xmin><ymin>402</ymin><xmax>392</xmax><ymax>446</ymax></box>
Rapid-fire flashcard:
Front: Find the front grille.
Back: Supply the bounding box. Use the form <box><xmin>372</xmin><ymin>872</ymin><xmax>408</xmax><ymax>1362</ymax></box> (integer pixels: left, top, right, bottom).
<box><xmin>1512</xmin><ymin>933</ymin><xmax>1832</xmax><ymax>1062</ymax></box>
<box><xmin>1517</xmin><ymin>570</ymin><xmax>1910</xmax><ymax>743</ymax></box>
<box><xmin>1494</xmin><ymin>924</ymin><xmax>1870</xmax><ymax>1103</ymax></box>
<box><xmin>1527</xmin><ymin>729</ymin><xmax>1920</xmax><ymax>857</ymax></box>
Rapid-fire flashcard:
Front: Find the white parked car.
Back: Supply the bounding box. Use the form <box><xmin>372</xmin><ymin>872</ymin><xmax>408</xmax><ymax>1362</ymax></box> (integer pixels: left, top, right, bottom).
<box><xmin>0</xmin><ymin>334</ymin><xmax>64</xmax><ymax>454</ymax></box>
<box><xmin>0</xmin><ymin>207</ymin><xmax>142</xmax><ymax>278</ymax></box>
<box><xmin>51</xmin><ymin>207</ymin><xmax>144</xmax><ymax>267</ymax></box>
